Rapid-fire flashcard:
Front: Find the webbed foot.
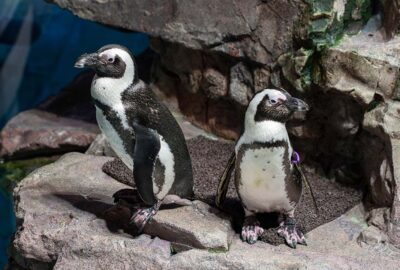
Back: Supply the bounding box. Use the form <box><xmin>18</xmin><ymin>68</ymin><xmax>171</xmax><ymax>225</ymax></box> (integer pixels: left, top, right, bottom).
<box><xmin>277</xmin><ymin>217</ymin><xmax>306</xmax><ymax>248</ymax></box>
<box><xmin>129</xmin><ymin>202</ymin><xmax>161</xmax><ymax>234</ymax></box>
<box><xmin>241</xmin><ymin>216</ymin><xmax>264</xmax><ymax>244</ymax></box>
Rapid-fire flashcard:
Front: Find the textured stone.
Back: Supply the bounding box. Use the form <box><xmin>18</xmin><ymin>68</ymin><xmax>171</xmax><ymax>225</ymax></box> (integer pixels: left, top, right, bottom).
<box><xmin>380</xmin><ymin>0</ymin><xmax>400</xmax><ymax>40</ymax></box>
<box><xmin>229</xmin><ymin>62</ymin><xmax>253</xmax><ymax>106</ymax></box>
<box><xmin>367</xmin><ymin>207</ymin><xmax>390</xmax><ymax>232</ymax></box>
<box><xmin>144</xmin><ymin>200</ymin><xmax>233</xmax><ymax>251</ymax></box>
<box><xmin>85</xmin><ymin>133</ymin><xmax>117</xmax><ymax>157</ymax></box>
<box><xmin>0</xmin><ymin>109</ymin><xmax>99</xmax><ymax>160</ymax></box>
<box><xmin>318</xmin><ymin>28</ymin><xmax>400</xmax><ymax>105</ymax></box>
<box><xmin>363</xmin><ymin>101</ymin><xmax>400</xmax><ymax>247</ymax></box>
<box><xmin>0</xmin><ymin>71</ymin><xmax>99</xmax><ymax>160</ymax></box>
<box><xmin>49</xmin><ymin>0</ymin><xmax>306</xmax><ymax>65</ymax></box>
<box><xmin>201</xmin><ymin>68</ymin><xmax>228</xmax><ymax>99</ymax></box>
<box><xmin>357</xmin><ymin>225</ymin><xmax>389</xmax><ymax>246</ymax></box>
<box><xmin>10</xmin><ymin>150</ymin><xmax>400</xmax><ymax>269</ymax></box>
<box><xmin>278</xmin><ymin>48</ymin><xmax>313</xmax><ymax>92</ymax></box>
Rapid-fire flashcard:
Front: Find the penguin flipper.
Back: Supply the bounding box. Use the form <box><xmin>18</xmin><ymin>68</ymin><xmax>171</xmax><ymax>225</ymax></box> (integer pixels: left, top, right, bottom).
<box><xmin>294</xmin><ymin>163</ymin><xmax>319</xmax><ymax>215</ymax></box>
<box><xmin>132</xmin><ymin>120</ymin><xmax>160</xmax><ymax>206</ymax></box>
<box><xmin>215</xmin><ymin>152</ymin><xmax>236</xmax><ymax>208</ymax></box>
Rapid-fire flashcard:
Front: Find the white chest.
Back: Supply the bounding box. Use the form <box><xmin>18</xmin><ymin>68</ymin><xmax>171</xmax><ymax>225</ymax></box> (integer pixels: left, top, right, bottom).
<box><xmin>95</xmin><ymin>107</ymin><xmax>133</xmax><ymax>170</ymax></box>
<box><xmin>237</xmin><ymin>146</ymin><xmax>293</xmax><ymax>213</ymax></box>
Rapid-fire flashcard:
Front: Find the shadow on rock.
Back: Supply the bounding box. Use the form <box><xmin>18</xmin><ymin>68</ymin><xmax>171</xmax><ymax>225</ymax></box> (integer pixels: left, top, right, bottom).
<box><xmin>53</xmin><ymin>192</ymin><xmax>138</xmax><ymax>235</ymax></box>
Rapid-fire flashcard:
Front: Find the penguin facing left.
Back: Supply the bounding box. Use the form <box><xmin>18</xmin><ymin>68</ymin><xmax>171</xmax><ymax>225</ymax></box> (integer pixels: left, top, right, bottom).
<box><xmin>216</xmin><ymin>88</ymin><xmax>309</xmax><ymax>248</ymax></box>
<box><xmin>74</xmin><ymin>44</ymin><xmax>194</xmax><ymax>232</ymax></box>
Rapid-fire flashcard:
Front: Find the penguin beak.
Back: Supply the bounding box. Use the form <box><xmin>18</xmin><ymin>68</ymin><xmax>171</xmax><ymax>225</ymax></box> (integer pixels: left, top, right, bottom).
<box><xmin>285</xmin><ymin>97</ymin><xmax>309</xmax><ymax>112</ymax></box>
<box><xmin>74</xmin><ymin>53</ymin><xmax>99</xmax><ymax>68</ymax></box>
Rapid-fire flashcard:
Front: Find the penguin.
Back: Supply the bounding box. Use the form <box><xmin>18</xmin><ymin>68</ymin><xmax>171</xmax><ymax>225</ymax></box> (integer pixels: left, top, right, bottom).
<box><xmin>74</xmin><ymin>44</ymin><xmax>194</xmax><ymax>232</ymax></box>
<box><xmin>215</xmin><ymin>88</ymin><xmax>309</xmax><ymax>248</ymax></box>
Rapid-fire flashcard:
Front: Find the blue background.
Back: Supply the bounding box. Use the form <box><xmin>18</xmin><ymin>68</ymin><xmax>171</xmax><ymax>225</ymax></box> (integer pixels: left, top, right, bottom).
<box><xmin>0</xmin><ymin>0</ymin><xmax>149</xmax><ymax>268</ymax></box>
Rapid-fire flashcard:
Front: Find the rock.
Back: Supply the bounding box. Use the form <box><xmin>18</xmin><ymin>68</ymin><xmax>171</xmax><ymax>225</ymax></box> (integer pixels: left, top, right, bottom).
<box><xmin>11</xmin><ymin>150</ymin><xmax>400</xmax><ymax>269</ymax></box>
<box><xmin>278</xmin><ymin>48</ymin><xmax>313</xmax><ymax>92</ymax></box>
<box><xmin>201</xmin><ymin>68</ymin><xmax>228</xmax><ymax>99</ymax></box>
<box><xmin>144</xmin><ymin>200</ymin><xmax>233</xmax><ymax>251</ymax></box>
<box><xmin>357</xmin><ymin>225</ymin><xmax>389</xmax><ymax>246</ymax></box>
<box><xmin>49</xmin><ymin>0</ymin><xmax>307</xmax><ymax>65</ymax></box>
<box><xmin>362</xmin><ymin>101</ymin><xmax>400</xmax><ymax>247</ymax></box>
<box><xmin>85</xmin><ymin>133</ymin><xmax>116</xmax><ymax>157</ymax></box>
<box><xmin>253</xmin><ymin>67</ymin><xmax>270</xmax><ymax>92</ymax></box>
<box><xmin>360</xmin><ymin>132</ymin><xmax>394</xmax><ymax>207</ymax></box>
<box><xmin>0</xmin><ymin>71</ymin><xmax>99</xmax><ymax>160</ymax></box>
<box><xmin>388</xmin><ymin>139</ymin><xmax>400</xmax><ymax>248</ymax></box>
<box><xmin>318</xmin><ymin>28</ymin><xmax>400</xmax><ymax>105</ymax></box>
<box><xmin>367</xmin><ymin>207</ymin><xmax>390</xmax><ymax>232</ymax></box>
<box><xmin>10</xmin><ymin>153</ymin><xmax>234</xmax><ymax>268</ymax></box>
<box><xmin>0</xmin><ymin>109</ymin><xmax>99</xmax><ymax>160</ymax></box>
<box><xmin>380</xmin><ymin>0</ymin><xmax>400</xmax><ymax>40</ymax></box>
<box><xmin>229</xmin><ymin>62</ymin><xmax>253</xmax><ymax>106</ymax></box>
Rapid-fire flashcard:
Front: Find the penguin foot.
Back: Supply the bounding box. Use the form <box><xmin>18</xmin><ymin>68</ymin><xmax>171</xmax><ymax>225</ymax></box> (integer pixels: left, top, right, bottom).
<box><xmin>129</xmin><ymin>202</ymin><xmax>160</xmax><ymax>234</ymax></box>
<box><xmin>241</xmin><ymin>216</ymin><xmax>264</xmax><ymax>244</ymax></box>
<box><xmin>277</xmin><ymin>218</ymin><xmax>306</xmax><ymax>248</ymax></box>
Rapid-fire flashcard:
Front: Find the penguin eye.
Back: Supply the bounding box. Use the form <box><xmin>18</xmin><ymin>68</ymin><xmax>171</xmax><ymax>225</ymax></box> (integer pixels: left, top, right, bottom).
<box><xmin>270</xmin><ymin>99</ymin><xmax>277</xmax><ymax>105</ymax></box>
<box><xmin>107</xmin><ymin>57</ymin><xmax>114</xmax><ymax>63</ymax></box>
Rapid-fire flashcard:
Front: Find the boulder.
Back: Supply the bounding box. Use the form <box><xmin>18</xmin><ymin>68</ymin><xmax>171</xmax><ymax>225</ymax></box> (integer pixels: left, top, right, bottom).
<box><xmin>363</xmin><ymin>101</ymin><xmax>400</xmax><ymax>247</ymax></box>
<box><xmin>48</xmin><ymin>0</ymin><xmax>307</xmax><ymax>65</ymax></box>
<box><xmin>318</xmin><ymin>26</ymin><xmax>400</xmax><ymax>105</ymax></box>
<box><xmin>144</xmin><ymin>200</ymin><xmax>233</xmax><ymax>251</ymax></box>
<box><xmin>10</xmin><ymin>153</ymin><xmax>234</xmax><ymax>269</ymax></box>
<box><xmin>0</xmin><ymin>72</ymin><xmax>98</xmax><ymax>160</ymax></box>
<box><xmin>0</xmin><ymin>109</ymin><xmax>98</xmax><ymax>160</ymax></box>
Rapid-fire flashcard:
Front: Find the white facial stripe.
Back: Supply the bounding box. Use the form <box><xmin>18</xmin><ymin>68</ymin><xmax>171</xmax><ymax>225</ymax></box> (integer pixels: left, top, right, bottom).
<box><xmin>237</xmin><ymin>89</ymin><xmax>290</xmax><ymax>152</ymax></box>
<box><xmin>266</xmin><ymin>89</ymin><xmax>287</xmax><ymax>101</ymax></box>
<box><xmin>91</xmin><ymin>48</ymin><xmax>136</xmax><ymax>130</ymax></box>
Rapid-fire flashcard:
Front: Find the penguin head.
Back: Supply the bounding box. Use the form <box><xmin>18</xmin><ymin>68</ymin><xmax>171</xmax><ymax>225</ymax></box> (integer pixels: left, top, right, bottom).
<box><xmin>249</xmin><ymin>88</ymin><xmax>309</xmax><ymax>123</ymax></box>
<box><xmin>74</xmin><ymin>44</ymin><xmax>137</xmax><ymax>80</ymax></box>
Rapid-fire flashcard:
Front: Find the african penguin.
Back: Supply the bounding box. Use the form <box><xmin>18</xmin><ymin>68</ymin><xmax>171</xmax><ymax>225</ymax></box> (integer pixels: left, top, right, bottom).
<box><xmin>75</xmin><ymin>44</ymin><xmax>194</xmax><ymax>232</ymax></box>
<box><xmin>216</xmin><ymin>88</ymin><xmax>309</xmax><ymax>248</ymax></box>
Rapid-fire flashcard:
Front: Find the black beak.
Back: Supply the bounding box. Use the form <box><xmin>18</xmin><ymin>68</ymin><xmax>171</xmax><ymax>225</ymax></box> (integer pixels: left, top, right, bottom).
<box><xmin>74</xmin><ymin>52</ymin><xmax>99</xmax><ymax>68</ymax></box>
<box><xmin>285</xmin><ymin>96</ymin><xmax>309</xmax><ymax>112</ymax></box>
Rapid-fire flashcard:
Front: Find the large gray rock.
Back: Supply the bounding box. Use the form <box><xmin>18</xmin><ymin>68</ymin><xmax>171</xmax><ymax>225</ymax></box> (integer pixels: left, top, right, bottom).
<box><xmin>144</xmin><ymin>200</ymin><xmax>233</xmax><ymax>251</ymax></box>
<box><xmin>0</xmin><ymin>109</ymin><xmax>98</xmax><ymax>160</ymax></box>
<box><xmin>10</xmin><ymin>153</ymin><xmax>233</xmax><ymax>269</ymax></box>
<box><xmin>49</xmin><ymin>0</ymin><xmax>306</xmax><ymax>65</ymax></box>
<box><xmin>363</xmin><ymin>101</ymin><xmax>400</xmax><ymax>247</ymax></box>
<box><xmin>318</xmin><ymin>25</ymin><xmax>400</xmax><ymax>105</ymax></box>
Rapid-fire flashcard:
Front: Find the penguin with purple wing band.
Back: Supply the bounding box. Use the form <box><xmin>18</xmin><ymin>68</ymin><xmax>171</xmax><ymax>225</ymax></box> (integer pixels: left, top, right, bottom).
<box><xmin>216</xmin><ymin>88</ymin><xmax>311</xmax><ymax>248</ymax></box>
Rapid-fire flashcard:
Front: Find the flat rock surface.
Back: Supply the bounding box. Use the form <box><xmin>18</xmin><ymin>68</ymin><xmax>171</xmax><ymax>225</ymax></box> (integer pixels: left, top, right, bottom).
<box><xmin>144</xmin><ymin>200</ymin><xmax>233</xmax><ymax>251</ymax></box>
<box><xmin>0</xmin><ymin>109</ymin><xmax>99</xmax><ymax>160</ymax></box>
<box><xmin>11</xmin><ymin>153</ymin><xmax>233</xmax><ymax>268</ymax></box>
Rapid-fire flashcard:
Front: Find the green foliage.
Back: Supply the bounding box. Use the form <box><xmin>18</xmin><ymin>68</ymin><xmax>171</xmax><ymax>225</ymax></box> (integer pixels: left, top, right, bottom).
<box><xmin>305</xmin><ymin>0</ymin><xmax>372</xmax><ymax>50</ymax></box>
<box><xmin>0</xmin><ymin>157</ymin><xmax>55</xmax><ymax>192</ymax></box>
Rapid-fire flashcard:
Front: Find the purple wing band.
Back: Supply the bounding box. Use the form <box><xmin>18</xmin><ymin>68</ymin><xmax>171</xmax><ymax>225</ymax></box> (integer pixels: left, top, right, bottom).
<box><xmin>291</xmin><ymin>151</ymin><xmax>300</xmax><ymax>164</ymax></box>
